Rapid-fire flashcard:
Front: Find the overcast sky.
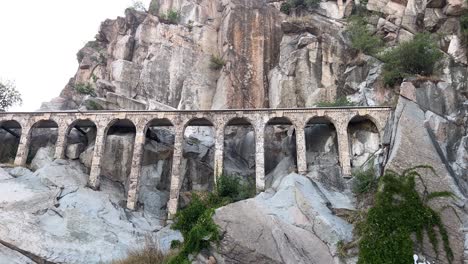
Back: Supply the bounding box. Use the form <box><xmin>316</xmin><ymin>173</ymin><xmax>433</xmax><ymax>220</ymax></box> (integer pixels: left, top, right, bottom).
<box><xmin>0</xmin><ymin>0</ymin><xmax>150</xmax><ymax>111</ymax></box>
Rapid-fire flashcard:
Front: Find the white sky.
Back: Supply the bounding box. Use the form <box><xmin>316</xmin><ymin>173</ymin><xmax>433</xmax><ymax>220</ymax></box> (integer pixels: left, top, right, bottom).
<box><xmin>0</xmin><ymin>0</ymin><xmax>150</xmax><ymax>111</ymax></box>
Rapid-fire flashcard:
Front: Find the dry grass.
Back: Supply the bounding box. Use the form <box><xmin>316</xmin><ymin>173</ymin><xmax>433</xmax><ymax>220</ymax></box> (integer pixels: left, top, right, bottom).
<box><xmin>112</xmin><ymin>238</ymin><xmax>176</xmax><ymax>264</ymax></box>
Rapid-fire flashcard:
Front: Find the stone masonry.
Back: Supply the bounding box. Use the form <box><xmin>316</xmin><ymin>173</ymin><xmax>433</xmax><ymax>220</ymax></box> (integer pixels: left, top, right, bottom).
<box><xmin>0</xmin><ymin>107</ymin><xmax>391</xmax><ymax>218</ymax></box>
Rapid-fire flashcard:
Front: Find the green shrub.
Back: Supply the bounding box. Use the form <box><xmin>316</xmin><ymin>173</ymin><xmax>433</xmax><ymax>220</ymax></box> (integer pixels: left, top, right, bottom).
<box><xmin>380</xmin><ymin>33</ymin><xmax>443</xmax><ymax>86</ymax></box>
<box><xmin>75</xmin><ymin>83</ymin><xmax>96</xmax><ymax>96</ymax></box>
<box><xmin>129</xmin><ymin>0</ymin><xmax>146</xmax><ymax>12</ymax></box>
<box><xmin>347</xmin><ymin>16</ymin><xmax>383</xmax><ymax>55</ymax></box>
<box><xmin>280</xmin><ymin>2</ymin><xmax>292</xmax><ymax>14</ymax></box>
<box><xmin>170</xmin><ymin>174</ymin><xmax>255</xmax><ymax>263</ymax></box>
<box><xmin>357</xmin><ymin>166</ymin><xmax>454</xmax><ymax>264</ymax></box>
<box><xmin>85</xmin><ymin>100</ymin><xmax>104</xmax><ymax>110</ymax></box>
<box><xmin>316</xmin><ymin>97</ymin><xmax>355</xmax><ymax>107</ymax></box>
<box><xmin>149</xmin><ymin>0</ymin><xmax>159</xmax><ymax>15</ymax></box>
<box><xmin>352</xmin><ymin>167</ymin><xmax>377</xmax><ymax>194</ymax></box>
<box><xmin>76</xmin><ymin>50</ymin><xmax>85</xmax><ymax>63</ymax></box>
<box><xmin>209</xmin><ymin>55</ymin><xmax>226</xmax><ymax>70</ymax></box>
<box><xmin>280</xmin><ymin>0</ymin><xmax>320</xmax><ymax>13</ymax></box>
<box><xmin>161</xmin><ymin>9</ymin><xmax>180</xmax><ymax>24</ymax></box>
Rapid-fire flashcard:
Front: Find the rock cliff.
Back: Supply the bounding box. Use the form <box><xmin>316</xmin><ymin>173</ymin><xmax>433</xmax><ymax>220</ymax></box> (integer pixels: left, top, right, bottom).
<box><xmin>1</xmin><ymin>0</ymin><xmax>467</xmax><ymax>263</ymax></box>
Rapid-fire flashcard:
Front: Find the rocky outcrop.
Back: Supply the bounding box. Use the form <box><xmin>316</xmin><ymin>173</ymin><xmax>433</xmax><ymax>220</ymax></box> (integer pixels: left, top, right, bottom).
<box><xmin>0</xmin><ymin>160</ymin><xmax>182</xmax><ymax>263</ymax></box>
<box><xmin>212</xmin><ymin>173</ymin><xmax>355</xmax><ymax>264</ymax></box>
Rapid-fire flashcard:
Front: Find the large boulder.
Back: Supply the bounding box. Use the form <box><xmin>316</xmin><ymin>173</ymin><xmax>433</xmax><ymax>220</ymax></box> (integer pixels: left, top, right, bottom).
<box><xmin>100</xmin><ymin>133</ymin><xmax>135</xmax><ymax>185</ymax></box>
<box><xmin>0</xmin><ymin>159</ymin><xmax>181</xmax><ymax>263</ymax></box>
<box><xmin>30</xmin><ymin>146</ymin><xmax>55</xmax><ymax>171</ymax></box>
<box><xmin>212</xmin><ymin>173</ymin><xmax>354</xmax><ymax>264</ymax></box>
<box><xmin>386</xmin><ymin>97</ymin><xmax>466</xmax><ymax>263</ymax></box>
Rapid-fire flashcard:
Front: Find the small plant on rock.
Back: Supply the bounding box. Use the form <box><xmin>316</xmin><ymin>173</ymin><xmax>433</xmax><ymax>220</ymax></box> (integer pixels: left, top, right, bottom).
<box><xmin>352</xmin><ymin>166</ymin><xmax>377</xmax><ymax>195</ymax></box>
<box><xmin>75</xmin><ymin>83</ymin><xmax>96</xmax><ymax>97</ymax></box>
<box><xmin>148</xmin><ymin>0</ymin><xmax>159</xmax><ymax>15</ymax></box>
<box><xmin>317</xmin><ymin>97</ymin><xmax>355</xmax><ymax>107</ymax></box>
<box><xmin>161</xmin><ymin>9</ymin><xmax>180</xmax><ymax>24</ymax></box>
<box><xmin>209</xmin><ymin>55</ymin><xmax>226</xmax><ymax>70</ymax></box>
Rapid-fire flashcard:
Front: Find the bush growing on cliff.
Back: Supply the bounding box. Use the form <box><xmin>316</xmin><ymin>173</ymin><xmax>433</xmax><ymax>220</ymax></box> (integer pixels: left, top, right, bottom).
<box><xmin>169</xmin><ymin>174</ymin><xmax>255</xmax><ymax>263</ymax></box>
<box><xmin>75</xmin><ymin>83</ymin><xmax>96</xmax><ymax>97</ymax></box>
<box><xmin>461</xmin><ymin>14</ymin><xmax>468</xmax><ymax>46</ymax></box>
<box><xmin>280</xmin><ymin>0</ymin><xmax>320</xmax><ymax>14</ymax></box>
<box><xmin>357</xmin><ymin>166</ymin><xmax>454</xmax><ymax>264</ymax></box>
<box><xmin>380</xmin><ymin>33</ymin><xmax>442</xmax><ymax>86</ymax></box>
<box><xmin>347</xmin><ymin>16</ymin><xmax>383</xmax><ymax>55</ymax></box>
<box><xmin>161</xmin><ymin>9</ymin><xmax>180</xmax><ymax>24</ymax></box>
<box><xmin>317</xmin><ymin>97</ymin><xmax>355</xmax><ymax>107</ymax></box>
<box><xmin>209</xmin><ymin>55</ymin><xmax>226</xmax><ymax>70</ymax></box>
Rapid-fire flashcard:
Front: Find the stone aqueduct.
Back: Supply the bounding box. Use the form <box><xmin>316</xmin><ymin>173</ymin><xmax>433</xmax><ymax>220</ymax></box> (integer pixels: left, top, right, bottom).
<box><xmin>0</xmin><ymin>107</ymin><xmax>391</xmax><ymax>217</ymax></box>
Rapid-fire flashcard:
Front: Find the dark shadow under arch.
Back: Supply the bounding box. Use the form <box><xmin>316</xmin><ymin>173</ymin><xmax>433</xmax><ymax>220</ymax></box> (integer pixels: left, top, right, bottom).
<box><xmin>0</xmin><ymin>120</ymin><xmax>22</xmax><ymax>163</ymax></box>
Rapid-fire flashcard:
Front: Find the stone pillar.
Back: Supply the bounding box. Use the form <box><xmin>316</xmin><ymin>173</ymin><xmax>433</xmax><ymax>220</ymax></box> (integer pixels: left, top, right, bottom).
<box><xmin>126</xmin><ymin>128</ymin><xmax>146</xmax><ymax>210</ymax></box>
<box><xmin>14</xmin><ymin>124</ymin><xmax>32</xmax><ymax>166</ymax></box>
<box><xmin>88</xmin><ymin>127</ymin><xmax>106</xmax><ymax>190</ymax></box>
<box><xmin>213</xmin><ymin>124</ymin><xmax>224</xmax><ymax>183</ymax></box>
<box><xmin>167</xmin><ymin>125</ymin><xmax>184</xmax><ymax>219</ymax></box>
<box><xmin>295</xmin><ymin>123</ymin><xmax>308</xmax><ymax>175</ymax></box>
<box><xmin>254</xmin><ymin>123</ymin><xmax>266</xmax><ymax>192</ymax></box>
<box><xmin>54</xmin><ymin>125</ymin><xmax>68</xmax><ymax>160</ymax></box>
<box><xmin>336</xmin><ymin>124</ymin><xmax>352</xmax><ymax>177</ymax></box>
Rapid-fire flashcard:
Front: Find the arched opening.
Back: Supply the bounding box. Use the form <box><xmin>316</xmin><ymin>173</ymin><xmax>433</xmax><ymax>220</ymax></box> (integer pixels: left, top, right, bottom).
<box><xmin>223</xmin><ymin>117</ymin><xmax>256</xmax><ymax>190</ymax></box>
<box><xmin>27</xmin><ymin>120</ymin><xmax>59</xmax><ymax>169</ymax></box>
<box><xmin>305</xmin><ymin>117</ymin><xmax>341</xmax><ymax>188</ymax></box>
<box><xmin>101</xmin><ymin>119</ymin><xmax>136</xmax><ymax>192</ymax></box>
<box><xmin>0</xmin><ymin>120</ymin><xmax>22</xmax><ymax>164</ymax></box>
<box><xmin>264</xmin><ymin>117</ymin><xmax>297</xmax><ymax>188</ymax></box>
<box><xmin>139</xmin><ymin>118</ymin><xmax>174</xmax><ymax>221</ymax></box>
<box><xmin>179</xmin><ymin>117</ymin><xmax>215</xmax><ymax>207</ymax></box>
<box><xmin>65</xmin><ymin>119</ymin><xmax>97</xmax><ymax>173</ymax></box>
<box><xmin>347</xmin><ymin>116</ymin><xmax>380</xmax><ymax>172</ymax></box>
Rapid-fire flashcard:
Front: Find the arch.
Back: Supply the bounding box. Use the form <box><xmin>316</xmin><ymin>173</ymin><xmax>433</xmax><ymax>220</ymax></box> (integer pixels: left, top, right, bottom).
<box><xmin>0</xmin><ymin>120</ymin><xmax>22</xmax><ymax>163</ymax></box>
<box><xmin>347</xmin><ymin>115</ymin><xmax>381</xmax><ymax>171</ymax></box>
<box><xmin>101</xmin><ymin>118</ymin><xmax>137</xmax><ymax>189</ymax></box>
<box><xmin>348</xmin><ymin>114</ymin><xmax>381</xmax><ymax>136</ymax></box>
<box><xmin>27</xmin><ymin>119</ymin><xmax>59</xmax><ymax>166</ymax></box>
<box><xmin>64</xmin><ymin>119</ymin><xmax>98</xmax><ymax>169</ymax></box>
<box><xmin>132</xmin><ymin>117</ymin><xmax>176</xmax><ymax>216</ymax></box>
<box><xmin>180</xmin><ymin>116</ymin><xmax>215</xmax><ymax>196</ymax></box>
<box><xmin>305</xmin><ymin>116</ymin><xmax>341</xmax><ymax>180</ymax></box>
<box><xmin>184</xmin><ymin>117</ymin><xmax>214</xmax><ymax>128</ymax></box>
<box><xmin>223</xmin><ymin>116</ymin><xmax>256</xmax><ymax>190</ymax></box>
<box><xmin>266</xmin><ymin>116</ymin><xmax>294</xmax><ymax>126</ymax></box>
<box><xmin>264</xmin><ymin>116</ymin><xmax>298</xmax><ymax>188</ymax></box>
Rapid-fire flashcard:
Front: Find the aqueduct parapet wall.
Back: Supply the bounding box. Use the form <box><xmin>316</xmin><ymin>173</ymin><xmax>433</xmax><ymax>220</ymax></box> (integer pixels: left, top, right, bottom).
<box><xmin>0</xmin><ymin>107</ymin><xmax>392</xmax><ymax>217</ymax></box>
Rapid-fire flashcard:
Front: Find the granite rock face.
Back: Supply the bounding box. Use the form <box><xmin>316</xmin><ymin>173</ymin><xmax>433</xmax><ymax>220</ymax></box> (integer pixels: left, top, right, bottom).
<box><xmin>0</xmin><ymin>160</ymin><xmax>182</xmax><ymax>263</ymax></box>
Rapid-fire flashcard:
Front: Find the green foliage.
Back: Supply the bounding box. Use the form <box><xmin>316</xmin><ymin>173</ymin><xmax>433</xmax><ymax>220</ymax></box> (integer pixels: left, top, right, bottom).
<box><xmin>280</xmin><ymin>2</ymin><xmax>292</xmax><ymax>14</ymax></box>
<box><xmin>209</xmin><ymin>55</ymin><xmax>226</xmax><ymax>70</ymax></box>
<box><xmin>316</xmin><ymin>97</ymin><xmax>355</xmax><ymax>107</ymax></box>
<box><xmin>170</xmin><ymin>174</ymin><xmax>255</xmax><ymax>263</ymax></box>
<box><xmin>170</xmin><ymin>240</ymin><xmax>182</xmax><ymax>249</ymax></box>
<box><xmin>130</xmin><ymin>0</ymin><xmax>146</xmax><ymax>12</ymax></box>
<box><xmin>75</xmin><ymin>83</ymin><xmax>96</xmax><ymax>96</ymax></box>
<box><xmin>461</xmin><ymin>14</ymin><xmax>468</xmax><ymax>48</ymax></box>
<box><xmin>149</xmin><ymin>0</ymin><xmax>159</xmax><ymax>15</ymax></box>
<box><xmin>380</xmin><ymin>33</ymin><xmax>443</xmax><ymax>86</ymax></box>
<box><xmin>347</xmin><ymin>16</ymin><xmax>383</xmax><ymax>55</ymax></box>
<box><xmin>216</xmin><ymin>174</ymin><xmax>256</xmax><ymax>202</ymax></box>
<box><xmin>358</xmin><ymin>166</ymin><xmax>454</xmax><ymax>264</ymax></box>
<box><xmin>161</xmin><ymin>9</ymin><xmax>180</xmax><ymax>24</ymax></box>
<box><xmin>352</xmin><ymin>167</ymin><xmax>377</xmax><ymax>195</ymax></box>
<box><xmin>85</xmin><ymin>100</ymin><xmax>104</xmax><ymax>110</ymax></box>
<box><xmin>280</xmin><ymin>0</ymin><xmax>320</xmax><ymax>13</ymax></box>
<box><xmin>0</xmin><ymin>80</ymin><xmax>22</xmax><ymax>111</ymax></box>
